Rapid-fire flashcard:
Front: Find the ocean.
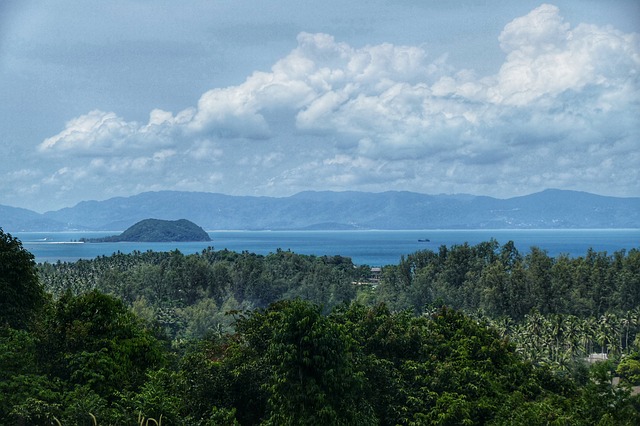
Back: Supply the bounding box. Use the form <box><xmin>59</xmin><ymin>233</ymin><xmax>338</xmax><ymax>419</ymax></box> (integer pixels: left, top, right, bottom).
<box><xmin>13</xmin><ymin>229</ymin><xmax>640</xmax><ymax>266</ymax></box>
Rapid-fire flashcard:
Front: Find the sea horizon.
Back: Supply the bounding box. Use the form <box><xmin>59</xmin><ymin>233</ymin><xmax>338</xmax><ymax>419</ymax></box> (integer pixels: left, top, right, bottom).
<box><xmin>14</xmin><ymin>228</ymin><xmax>640</xmax><ymax>267</ymax></box>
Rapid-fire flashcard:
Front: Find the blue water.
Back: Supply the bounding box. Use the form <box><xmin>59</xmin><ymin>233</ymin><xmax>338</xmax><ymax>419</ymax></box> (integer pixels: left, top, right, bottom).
<box><xmin>14</xmin><ymin>229</ymin><xmax>640</xmax><ymax>266</ymax></box>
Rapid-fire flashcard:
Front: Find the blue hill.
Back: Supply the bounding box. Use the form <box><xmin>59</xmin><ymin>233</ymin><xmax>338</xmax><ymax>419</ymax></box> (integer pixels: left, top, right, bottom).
<box><xmin>1</xmin><ymin>189</ymin><xmax>638</xmax><ymax>231</ymax></box>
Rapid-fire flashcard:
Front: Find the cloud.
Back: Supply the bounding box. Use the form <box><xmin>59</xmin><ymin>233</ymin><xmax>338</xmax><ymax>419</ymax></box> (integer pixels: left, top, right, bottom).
<box><xmin>39</xmin><ymin>109</ymin><xmax>180</xmax><ymax>156</ymax></box>
<box><xmin>499</xmin><ymin>4</ymin><xmax>570</xmax><ymax>56</ymax></box>
<box><xmin>40</xmin><ymin>110</ymin><xmax>134</xmax><ymax>154</ymax></box>
<box><xmin>36</xmin><ymin>4</ymin><xmax>639</xmax><ymax>203</ymax></box>
<box><xmin>490</xmin><ymin>3</ymin><xmax>639</xmax><ymax>106</ymax></box>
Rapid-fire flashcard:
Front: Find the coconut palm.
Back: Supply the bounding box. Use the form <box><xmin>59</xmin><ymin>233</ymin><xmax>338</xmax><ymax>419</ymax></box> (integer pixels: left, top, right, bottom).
<box><xmin>563</xmin><ymin>314</ymin><xmax>583</xmax><ymax>358</ymax></box>
<box><xmin>597</xmin><ymin>312</ymin><xmax>621</xmax><ymax>354</ymax></box>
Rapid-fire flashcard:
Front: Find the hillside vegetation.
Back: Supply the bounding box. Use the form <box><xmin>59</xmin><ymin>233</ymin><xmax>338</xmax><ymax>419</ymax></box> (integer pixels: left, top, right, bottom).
<box><xmin>82</xmin><ymin>219</ymin><xmax>211</xmax><ymax>242</ymax></box>
<box><xmin>2</xmin><ymin>227</ymin><xmax>640</xmax><ymax>424</ymax></box>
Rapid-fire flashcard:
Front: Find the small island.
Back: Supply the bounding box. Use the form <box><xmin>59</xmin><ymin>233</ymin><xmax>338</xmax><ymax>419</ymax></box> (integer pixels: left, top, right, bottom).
<box><xmin>82</xmin><ymin>219</ymin><xmax>211</xmax><ymax>242</ymax></box>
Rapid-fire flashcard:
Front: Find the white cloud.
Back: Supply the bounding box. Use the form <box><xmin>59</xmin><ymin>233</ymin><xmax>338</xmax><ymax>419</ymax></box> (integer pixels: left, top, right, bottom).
<box><xmin>34</xmin><ymin>4</ymin><xmax>639</xmax><ymax>204</ymax></box>
<box><xmin>39</xmin><ymin>109</ymin><xmax>181</xmax><ymax>156</ymax></box>
<box><xmin>490</xmin><ymin>4</ymin><xmax>639</xmax><ymax>106</ymax></box>
<box><xmin>499</xmin><ymin>4</ymin><xmax>570</xmax><ymax>56</ymax></box>
<box><xmin>40</xmin><ymin>111</ymin><xmax>134</xmax><ymax>154</ymax></box>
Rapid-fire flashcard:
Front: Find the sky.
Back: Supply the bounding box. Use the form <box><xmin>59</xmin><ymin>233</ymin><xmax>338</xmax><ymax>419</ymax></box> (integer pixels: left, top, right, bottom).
<box><xmin>1</xmin><ymin>1</ymin><xmax>639</xmax><ymax>212</ymax></box>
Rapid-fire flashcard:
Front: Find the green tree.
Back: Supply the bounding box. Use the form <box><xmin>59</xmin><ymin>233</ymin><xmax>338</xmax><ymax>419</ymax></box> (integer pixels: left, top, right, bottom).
<box><xmin>37</xmin><ymin>290</ymin><xmax>166</xmax><ymax>399</ymax></box>
<box><xmin>0</xmin><ymin>228</ymin><xmax>46</xmax><ymax>329</ymax></box>
<box><xmin>617</xmin><ymin>353</ymin><xmax>640</xmax><ymax>385</ymax></box>
<box><xmin>177</xmin><ymin>336</ymin><xmax>255</xmax><ymax>424</ymax></box>
<box><xmin>479</xmin><ymin>262</ymin><xmax>511</xmax><ymax>317</ymax></box>
<box><xmin>236</xmin><ymin>300</ymin><xmax>375</xmax><ymax>425</ymax></box>
<box><xmin>578</xmin><ymin>360</ymin><xmax>640</xmax><ymax>425</ymax></box>
<box><xmin>524</xmin><ymin>247</ymin><xmax>554</xmax><ymax>315</ymax></box>
<box><xmin>0</xmin><ymin>327</ymin><xmax>62</xmax><ymax>424</ymax></box>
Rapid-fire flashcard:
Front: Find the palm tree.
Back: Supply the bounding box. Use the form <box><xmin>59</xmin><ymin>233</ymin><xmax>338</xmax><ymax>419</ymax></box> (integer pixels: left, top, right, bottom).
<box><xmin>597</xmin><ymin>313</ymin><xmax>621</xmax><ymax>355</ymax></box>
<box><xmin>492</xmin><ymin>316</ymin><xmax>514</xmax><ymax>340</ymax></box>
<box><xmin>522</xmin><ymin>311</ymin><xmax>551</xmax><ymax>363</ymax></box>
<box><xmin>549</xmin><ymin>314</ymin><xmax>567</xmax><ymax>363</ymax></box>
<box><xmin>563</xmin><ymin>315</ymin><xmax>583</xmax><ymax>358</ymax></box>
<box><xmin>582</xmin><ymin>316</ymin><xmax>598</xmax><ymax>355</ymax></box>
<box><xmin>623</xmin><ymin>307</ymin><xmax>640</xmax><ymax>353</ymax></box>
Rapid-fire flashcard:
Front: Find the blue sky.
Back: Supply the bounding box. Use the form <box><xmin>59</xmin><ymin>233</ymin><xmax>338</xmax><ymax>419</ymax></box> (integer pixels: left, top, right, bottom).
<box><xmin>1</xmin><ymin>1</ymin><xmax>638</xmax><ymax>212</ymax></box>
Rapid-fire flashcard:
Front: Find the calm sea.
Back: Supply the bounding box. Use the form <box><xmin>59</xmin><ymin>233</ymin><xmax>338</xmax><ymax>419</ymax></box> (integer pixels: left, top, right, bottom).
<box><xmin>13</xmin><ymin>229</ymin><xmax>640</xmax><ymax>266</ymax></box>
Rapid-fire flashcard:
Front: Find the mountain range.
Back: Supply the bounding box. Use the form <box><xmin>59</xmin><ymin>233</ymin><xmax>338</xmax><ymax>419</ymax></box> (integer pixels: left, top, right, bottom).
<box><xmin>1</xmin><ymin>189</ymin><xmax>639</xmax><ymax>232</ymax></box>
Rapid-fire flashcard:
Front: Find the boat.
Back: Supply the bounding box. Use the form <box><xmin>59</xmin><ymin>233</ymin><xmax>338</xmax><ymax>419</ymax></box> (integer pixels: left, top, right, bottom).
<box><xmin>418</xmin><ymin>238</ymin><xmax>430</xmax><ymax>242</ymax></box>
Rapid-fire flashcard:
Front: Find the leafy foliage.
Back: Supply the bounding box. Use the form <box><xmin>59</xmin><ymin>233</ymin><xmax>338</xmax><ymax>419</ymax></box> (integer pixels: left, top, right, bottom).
<box><xmin>82</xmin><ymin>218</ymin><xmax>211</xmax><ymax>242</ymax></box>
<box><xmin>2</xmin><ymin>233</ymin><xmax>640</xmax><ymax>424</ymax></box>
<box><xmin>38</xmin><ymin>248</ymin><xmax>358</xmax><ymax>339</ymax></box>
<box><xmin>235</xmin><ymin>300</ymin><xmax>374</xmax><ymax>425</ymax></box>
<box><xmin>0</xmin><ymin>228</ymin><xmax>46</xmax><ymax>329</ymax></box>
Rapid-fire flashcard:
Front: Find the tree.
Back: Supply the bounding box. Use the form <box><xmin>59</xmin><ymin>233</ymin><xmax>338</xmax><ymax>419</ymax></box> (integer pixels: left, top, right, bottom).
<box><xmin>524</xmin><ymin>247</ymin><xmax>554</xmax><ymax>315</ymax></box>
<box><xmin>0</xmin><ymin>327</ymin><xmax>62</xmax><ymax>424</ymax></box>
<box><xmin>579</xmin><ymin>360</ymin><xmax>640</xmax><ymax>425</ymax></box>
<box><xmin>0</xmin><ymin>228</ymin><xmax>46</xmax><ymax>329</ymax></box>
<box><xmin>236</xmin><ymin>300</ymin><xmax>375</xmax><ymax>425</ymax></box>
<box><xmin>37</xmin><ymin>290</ymin><xmax>166</xmax><ymax>399</ymax></box>
<box><xmin>479</xmin><ymin>262</ymin><xmax>510</xmax><ymax>317</ymax></box>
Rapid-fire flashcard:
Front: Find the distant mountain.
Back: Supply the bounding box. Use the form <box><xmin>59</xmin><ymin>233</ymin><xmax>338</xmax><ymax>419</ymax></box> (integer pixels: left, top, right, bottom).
<box><xmin>1</xmin><ymin>189</ymin><xmax>638</xmax><ymax>232</ymax></box>
<box><xmin>82</xmin><ymin>219</ymin><xmax>211</xmax><ymax>242</ymax></box>
<box><xmin>0</xmin><ymin>205</ymin><xmax>76</xmax><ymax>232</ymax></box>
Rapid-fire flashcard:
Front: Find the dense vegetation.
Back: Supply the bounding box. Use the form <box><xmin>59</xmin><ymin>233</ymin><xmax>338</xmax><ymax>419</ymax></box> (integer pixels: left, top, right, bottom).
<box><xmin>81</xmin><ymin>219</ymin><xmax>211</xmax><ymax>242</ymax></box>
<box><xmin>2</xmin><ymin>227</ymin><xmax>640</xmax><ymax>424</ymax></box>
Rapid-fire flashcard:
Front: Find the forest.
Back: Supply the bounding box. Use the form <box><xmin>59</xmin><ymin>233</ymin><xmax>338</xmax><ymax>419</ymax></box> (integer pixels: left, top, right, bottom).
<box><xmin>2</xmin><ymin>227</ymin><xmax>640</xmax><ymax>425</ymax></box>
